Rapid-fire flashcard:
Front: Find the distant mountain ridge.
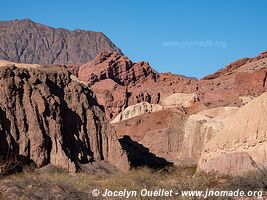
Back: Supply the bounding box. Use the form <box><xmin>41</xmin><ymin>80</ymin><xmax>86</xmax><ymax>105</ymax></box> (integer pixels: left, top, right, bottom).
<box><xmin>0</xmin><ymin>19</ymin><xmax>121</xmax><ymax>65</ymax></box>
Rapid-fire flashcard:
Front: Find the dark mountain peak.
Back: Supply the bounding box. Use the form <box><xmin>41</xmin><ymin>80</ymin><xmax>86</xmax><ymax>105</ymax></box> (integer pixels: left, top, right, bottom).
<box><xmin>0</xmin><ymin>19</ymin><xmax>121</xmax><ymax>65</ymax></box>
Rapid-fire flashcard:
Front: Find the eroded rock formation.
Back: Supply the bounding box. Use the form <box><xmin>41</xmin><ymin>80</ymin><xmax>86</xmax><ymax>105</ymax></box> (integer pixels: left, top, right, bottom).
<box><xmin>84</xmin><ymin>50</ymin><xmax>267</xmax><ymax>171</ymax></box>
<box><xmin>77</xmin><ymin>50</ymin><xmax>267</xmax><ymax>121</ymax></box>
<box><xmin>0</xmin><ymin>64</ymin><xmax>129</xmax><ymax>172</ymax></box>
<box><xmin>179</xmin><ymin>107</ymin><xmax>238</xmax><ymax>164</ymax></box>
<box><xmin>78</xmin><ymin>51</ymin><xmax>198</xmax><ymax>120</ymax></box>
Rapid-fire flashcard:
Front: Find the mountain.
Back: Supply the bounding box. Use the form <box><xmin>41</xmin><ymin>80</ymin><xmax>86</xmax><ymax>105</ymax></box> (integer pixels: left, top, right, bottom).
<box><xmin>77</xmin><ymin>50</ymin><xmax>267</xmax><ymax>121</ymax></box>
<box><xmin>0</xmin><ymin>19</ymin><xmax>121</xmax><ymax>65</ymax></box>
<box><xmin>77</xmin><ymin>50</ymin><xmax>267</xmax><ymax>173</ymax></box>
<box><xmin>1</xmin><ymin>19</ymin><xmax>266</xmax><ymax>175</ymax></box>
<box><xmin>0</xmin><ymin>62</ymin><xmax>129</xmax><ymax>172</ymax></box>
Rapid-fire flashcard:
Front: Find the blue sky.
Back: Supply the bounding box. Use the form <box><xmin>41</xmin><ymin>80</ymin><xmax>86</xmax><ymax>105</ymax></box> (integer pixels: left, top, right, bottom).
<box><xmin>1</xmin><ymin>0</ymin><xmax>267</xmax><ymax>78</ymax></box>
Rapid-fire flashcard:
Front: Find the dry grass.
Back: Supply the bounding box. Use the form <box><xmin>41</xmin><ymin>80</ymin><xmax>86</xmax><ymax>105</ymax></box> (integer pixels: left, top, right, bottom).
<box><xmin>0</xmin><ymin>165</ymin><xmax>266</xmax><ymax>199</ymax></box>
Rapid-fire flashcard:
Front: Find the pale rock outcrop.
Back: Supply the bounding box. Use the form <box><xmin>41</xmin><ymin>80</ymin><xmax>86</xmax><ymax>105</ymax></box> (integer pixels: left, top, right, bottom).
<box><xmin>0</xmin><ymin>64</ymin><xmax>129</xmax><ymax>172</ymax></box>
<box><xmin>111</xmin><ymin>102</ymin><xmax>163</xmax><ymax>123</ymax></box>
<box><xmin>177</xmin><ymin>107</ymin><xmax>239</xmax><ymax>164</ymax></box>
<box><xmin>161</xmin><ymin>93</ymin><xmax>199</xmax><ymax>108</ymax></box>
<box><xmin>198</xmin><ymin>92</ymin><xmax>267</xmax><ymax>175</ymax></box>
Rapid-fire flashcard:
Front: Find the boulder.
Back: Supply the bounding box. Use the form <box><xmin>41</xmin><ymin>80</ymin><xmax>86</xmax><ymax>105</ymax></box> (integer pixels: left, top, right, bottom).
<box><xmin>111</xmin><ymin>102</ymin><xmax>163</xmax><ymax>123</ymax></box>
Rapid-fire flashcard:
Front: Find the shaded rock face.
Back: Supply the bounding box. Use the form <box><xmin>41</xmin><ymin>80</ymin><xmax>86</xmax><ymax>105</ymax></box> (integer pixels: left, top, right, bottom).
<box><xmin>0</xmin><ymin>65</ymin><xmax>129</xmax><ymax>172</ymax></box>
<box><xmin>119</xmin><ymin>135</ymin><xmax>172</xmax><ymax>168</ymax></box>
<box><xmin>198</xmin><ymin>92</ymin><xmax>267</xmax><ymax>175</ymax></box>
<box><xmin>0</xmin><ymin>19</ymin><xmax>121</xmax><ymax>65</ymax></box>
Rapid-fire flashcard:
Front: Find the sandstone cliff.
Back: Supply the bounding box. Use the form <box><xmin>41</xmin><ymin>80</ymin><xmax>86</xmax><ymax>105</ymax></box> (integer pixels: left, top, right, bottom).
<box><xmin>0</xmin><ymin>19</ymin><xmax>121</xmax><ymax>65</ymax></box>
<box><xmin>0</xmin><ymin>63</ymin><xmax>129</xmax><ymax>172</ymax></box>
<box><xmin>198</xmin><ymin>92</ymin><xmax>267</xmax><ymax>175</ymax></box>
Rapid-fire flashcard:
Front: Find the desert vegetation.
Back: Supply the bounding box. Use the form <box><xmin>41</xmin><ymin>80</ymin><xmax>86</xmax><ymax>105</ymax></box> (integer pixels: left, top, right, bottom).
<box><xmin>0</xmin><ymin>164</ymin><xmax>266</xmax><ymax>200</ymax></box>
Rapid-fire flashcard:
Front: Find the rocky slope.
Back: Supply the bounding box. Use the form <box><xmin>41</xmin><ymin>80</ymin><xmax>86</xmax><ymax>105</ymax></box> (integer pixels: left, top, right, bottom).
<box><xmin>0</xmin><ymin>19</ymin><xmax>121</xmax><ymax>65</ymax></box>
<box><xmin>1</xmin><ymin>18</ymin><xmax>266</xmax><ymax>175</ymax></box>
<box><xmin>78</xmin><ymin>51</ymin><xmax>198</xmax><ymax>120</ymax></box>
<box><xmin>198</xmin><ymin>92</ymin><xmax>267</xmax><ymax>175</ymax></box>
<box><xmin>0</xmin><ymin>62</ymin><xmax>129</xmax><ymax>172</ymax></box>
<box><xmin>77</xmin><ymin>50</ymin><xmax>267</xmax><ymax>121</ymax></box>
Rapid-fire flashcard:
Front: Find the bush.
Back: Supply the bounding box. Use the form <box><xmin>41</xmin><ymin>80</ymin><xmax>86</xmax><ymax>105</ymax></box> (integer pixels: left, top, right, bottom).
<box><xmin>0</xmin><ymin>157</ymin><xmax>21</xmax><ymax>177</ymax></box>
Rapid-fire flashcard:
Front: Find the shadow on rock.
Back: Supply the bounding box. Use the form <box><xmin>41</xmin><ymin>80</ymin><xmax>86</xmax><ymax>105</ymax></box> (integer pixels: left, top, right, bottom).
<box><xmin>119</xmin><ymin>135</ymin><xmax>172</xmax><ymax>169</ymax></box>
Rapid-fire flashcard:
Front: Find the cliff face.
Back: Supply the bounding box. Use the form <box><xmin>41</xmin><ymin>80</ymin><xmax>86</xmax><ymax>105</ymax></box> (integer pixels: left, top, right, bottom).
<box><xmin>113</xmin><ymin>109</ymin><xmax>187</xmax><ymax>167</ymax></box>
<box><xmin>0</xmin><ymin>64</ymin><xmax>129</xmax><ymax>172</ymax></box>
<box><xmin>198</xmin><ymin>92</ymin><xmax>267</xmax><ymax>175</ymax></box>
<box><xmin>179</xmin><ymin>107</ymin><xmax>239</xmax><ymax>164</ymax></box>
<box><xmin>0</xmin><ymin>19</ymin><xmax>121</xmax><ymax>65</ymax></box>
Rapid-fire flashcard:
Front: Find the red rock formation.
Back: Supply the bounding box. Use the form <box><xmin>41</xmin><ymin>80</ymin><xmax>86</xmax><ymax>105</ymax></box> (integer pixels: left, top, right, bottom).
<box><xmin>0</xmin><ymin>64</ymin><xmax>129</xmax><ymax>172</ymax></box>
<box><xmin>113</xmin><ymin>108</ymin><xmax>187</xmax><ymax>167</ymax></box>
<box><xmin>77</xmin><ymin>50</ymin><xmax>267</xmax><ymax>170</ymax></box>
<box><xmin>78</xmin><ymin>51</ymin><xmax>267</xmax><ymax>121</ymax></box>
<box><xmin>78</xmin><ymin>51</ymin><xmax>197</xmax><ymax>120</ymax></box>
